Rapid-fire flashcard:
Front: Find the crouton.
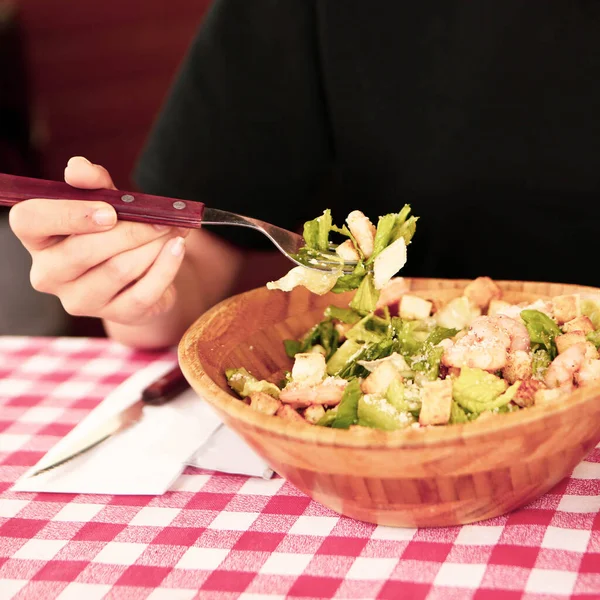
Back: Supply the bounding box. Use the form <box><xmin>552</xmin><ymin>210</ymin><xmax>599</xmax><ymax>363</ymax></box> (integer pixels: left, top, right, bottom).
<box><xmin>249</xmin><ymin>392</ymin><xmax>282</xmax><ymax>416</ymax></box>
<box><xmin>513</xmin><ymin>379</ymin><xmax>542</xmax><ymax>407</ymax></box>
<box><xmin>346</xmin><ymin>210</ymin><xmax>376</xmax><ymax>258</ymax></box>
<box><xmin>464</xmin><ymin>276</ymin><xmax>502</xmax><ymax>310</ymax></box>
<box><xmin>488</xmin><ymin>299</ymin><xmax>513</xmax><ymax>316</ymax></box>
<box><xmin>575</xmin><ymin>359</ymin><xmax>600</xmax><ymax>386</ymax></box>
<box><xmin>399</xmin><ymin>294</ymin><xmax>433</xmax><ymax>321</ymax></box>
<box><xmin>419</xmin><ymin>379</ymin><xmax>453</xmax><ymax>426</ymax></box>
<box><xmin>503</xmin><ymin>350</ymin><xmax>533</xmax><ymax>384</ymax></box>
<box><xmin>291</xmin><ymin>352</ymin><xmax>326</xmax><ymax>386</ymax></box>
<box><xmin>555</xmin><ymin>332</ymin><xmax>587</xmax><ymax>354</ymax></box>
<box><xmin>276</xmin><ymin>405</ymin><xmax>305</xmax><ymax>422</ymax></box>
<box><xmin>552</xmin><ymin>294</ymin><xmax>581</xmax><ymax>325</ymax></box>
<box><xmin>303</xmin><ymin>404</ymin><xmax>326</xmax><ymax>424</ymax></box>
<box><xmin>563</xmin><ymin>316</ymin><xmax>595</xmax><ymax>335</ymax></box>
<box><xmin>361</xmin><ymin>361</ymin><xmax>403</xmax><ymax>395</ymax></box>
<box><xmin>335</xmin><ymin>239</ymin><xmax>360</xmax><ymax>262</ymax></box>
<box><xmin>375</xmin><ymin>277</ymin><xmax>409</xmax><ymax>310</ymax></box>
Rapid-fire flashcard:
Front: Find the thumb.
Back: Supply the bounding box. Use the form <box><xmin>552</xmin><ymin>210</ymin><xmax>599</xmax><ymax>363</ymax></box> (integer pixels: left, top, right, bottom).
<box><xmin>64</xmin><ymin>156</ymin><xmax>117</xmax><ymax>190</ymax></box>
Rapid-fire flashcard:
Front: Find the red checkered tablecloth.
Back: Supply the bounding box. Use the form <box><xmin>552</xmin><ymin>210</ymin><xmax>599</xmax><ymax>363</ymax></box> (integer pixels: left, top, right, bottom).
<box><xmin>0</xmin><ymin>336</ymin><xmax>599</xmax><ymax>600</ymax></box>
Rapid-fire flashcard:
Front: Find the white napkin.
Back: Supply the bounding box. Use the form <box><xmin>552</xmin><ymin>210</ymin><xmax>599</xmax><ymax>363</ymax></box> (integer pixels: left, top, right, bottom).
<box><xmin>12</xmin><ymin>361</ymin><xmax>273</xmax><ymax>495</ymax></box>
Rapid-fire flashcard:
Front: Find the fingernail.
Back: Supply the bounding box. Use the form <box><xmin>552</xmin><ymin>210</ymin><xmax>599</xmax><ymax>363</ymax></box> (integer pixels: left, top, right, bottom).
<box><xmin>68</xmin><ymin>156</ymin><xmax>92</xmax><ymax>166</ymax></box>
<box><xmin>154</xmin><ymin>224</ymin><xmax>171</xmax><ymax>232</ymax></box>
<box><xmin>93</xmin><ymin>209</ymin><xmax>116</xmax><ymax>226</ymax></box>
<box><xmin>177</xmin><ymin>227</ymin><xmax>192</xmax><ymax>238</ymax></box>
<box><xmin>170</xmin><ymin>236</ymin><xmax>185</xmax><ymax>257</ymax></box>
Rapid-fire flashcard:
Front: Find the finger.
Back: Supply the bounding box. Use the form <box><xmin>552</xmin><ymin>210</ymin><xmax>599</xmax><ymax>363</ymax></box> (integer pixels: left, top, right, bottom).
<box><xmin>56</xmin><ymin>235</ymin><xmax>171</xmax><ymax>316</ymax></box>
<box><xmin>36</xmin><ymin>220</ymin><xmax>177</xmax><ymax>285</ymax></box>
<box><xmin>101</xmin><ymin>236</ymin><xmax>186</xmax><ymax>324</ymax></box>
<box><xmin>64</xmin><ymin>156</ymin><xmax>117</xmax><ymax>190</ymax></box>
<box><xmin>9</xmin><ymin>198</ymin><xmax>117</xmax><ymax>253</ymax></box>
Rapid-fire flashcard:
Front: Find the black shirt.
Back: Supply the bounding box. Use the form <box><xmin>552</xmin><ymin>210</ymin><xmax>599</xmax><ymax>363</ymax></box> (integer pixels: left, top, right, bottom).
<box><xmin>134</xmin><ymin>0</ymin><xmax>600</xmax><ymax>287</ymax></box>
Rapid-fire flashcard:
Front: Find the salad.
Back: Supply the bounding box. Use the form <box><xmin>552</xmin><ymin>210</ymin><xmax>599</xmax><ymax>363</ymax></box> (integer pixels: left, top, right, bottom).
<box><xmin>226</xmin><ymin>207</ymin><xmax>600</xmax><ymax>430</ymax></box>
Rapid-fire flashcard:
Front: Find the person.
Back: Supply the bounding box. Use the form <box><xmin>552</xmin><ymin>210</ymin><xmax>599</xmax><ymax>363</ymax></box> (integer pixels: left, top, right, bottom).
<box><xmin>9</xmin><ymin>1</ymin><xmax>600</xmax><ymax>349</ymax></box>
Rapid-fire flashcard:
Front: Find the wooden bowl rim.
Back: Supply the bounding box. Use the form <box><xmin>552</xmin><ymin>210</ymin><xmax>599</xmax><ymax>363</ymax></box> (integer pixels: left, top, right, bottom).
<box><xmin>178</xmin><ymin>278</ymin><xmax>600</xmax><ymax>449</ymax></box>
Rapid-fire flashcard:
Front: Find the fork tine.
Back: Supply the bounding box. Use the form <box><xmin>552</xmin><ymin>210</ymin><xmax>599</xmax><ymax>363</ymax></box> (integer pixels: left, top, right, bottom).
<box><xmin>201</xmin><ymin>208</ymin><xmax>357</xmax><ymax>274</ymax></box>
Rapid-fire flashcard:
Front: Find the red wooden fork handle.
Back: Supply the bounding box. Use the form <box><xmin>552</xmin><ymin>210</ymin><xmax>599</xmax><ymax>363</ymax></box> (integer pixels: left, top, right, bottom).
<box><xmin>0</xmin><ymin>173</ymin><xmax>205</xmax><ymax>229</ymax></box>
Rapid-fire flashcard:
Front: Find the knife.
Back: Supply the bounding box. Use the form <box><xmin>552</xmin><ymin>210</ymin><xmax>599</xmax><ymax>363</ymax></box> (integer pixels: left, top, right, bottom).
<box><xmin>27</xmin><ymin>365</ymin><xmax>190</xmax><ymax>478</ymax></box>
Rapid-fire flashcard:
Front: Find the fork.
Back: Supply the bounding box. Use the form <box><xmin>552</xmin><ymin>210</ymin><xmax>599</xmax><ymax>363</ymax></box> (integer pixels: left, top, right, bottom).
<box><xmin>0</xmin><ymin>173</ymin><xmax>355</xmax><ymax>273</ymax></box>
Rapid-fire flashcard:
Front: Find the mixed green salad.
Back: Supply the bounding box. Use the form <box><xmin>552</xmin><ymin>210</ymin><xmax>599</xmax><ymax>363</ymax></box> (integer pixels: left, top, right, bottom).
<box><xmin>226</xmin><ymin>208</ymin><xmax>600</xmax><ymax>431</ymax></box>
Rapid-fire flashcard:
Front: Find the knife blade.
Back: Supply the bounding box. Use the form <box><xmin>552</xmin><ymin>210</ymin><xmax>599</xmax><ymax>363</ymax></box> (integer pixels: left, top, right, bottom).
<box><xmin>27</xmin><ymin>365</ymin><xmax>190</xmax><ymax>478</ymax></box>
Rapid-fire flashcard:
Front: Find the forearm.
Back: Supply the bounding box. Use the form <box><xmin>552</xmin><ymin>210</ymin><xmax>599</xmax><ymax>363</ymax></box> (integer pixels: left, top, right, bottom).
<box><xmin>102</xmin><ymin>229</ymin><xmax>245</xmax><ymax>349</ymax></box>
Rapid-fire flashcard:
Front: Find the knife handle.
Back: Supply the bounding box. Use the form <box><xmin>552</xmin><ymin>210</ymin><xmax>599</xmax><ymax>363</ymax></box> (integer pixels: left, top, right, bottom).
<box><xmin>142</xmin><ymin>365</ymin><xmax>190</xmax><ymax>405</ymax></box>
<box><xmin>0</xmin><ymin>173</ymin><xmax>205</xmax><ymax>229</ymax></box>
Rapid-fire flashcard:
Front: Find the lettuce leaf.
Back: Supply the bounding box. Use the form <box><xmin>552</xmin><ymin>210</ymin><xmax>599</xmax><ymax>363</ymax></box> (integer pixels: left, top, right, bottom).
<box><xmin>330</xmin><ymin>378</ymin><xmax>362</xmax><ymax>429</ymax></box>
<box><xmin>284</xmin><ymin>320</ymin><xmax>340</xmax><ymax>360</ymax></box>
<box><xmin>346</xmin><ymin>314</ymin><xmax>389</xmax><ymax>344</ymax></box>
<box><xmin>452</xmin><ymin>367</ymin><xmax>509</xmax><ymax>413</ymax></box>
<box><xmin>225</xmin><ymin>368</ymin><xmax>281</xmax><ymax>398</ymax></box>
<box><xmin>331</xmin><ymin>262</ymin><xmax>367</xmax><ymax>293</ymax></box>
<box><xmin>520</xmin><ymin>309</ymin><xmax>561</xmax><ymax>359</ymax></box>
<box><xmin>449</xmin><ymin>400</ymin><xmax>469</xmax><ymax>424</ymax></box>
<box><xmin>323</xmin><ymin>305</ymin><xmax>362</xmax><ymax>324</ymax></box>
<box><xmin>582</xmin><ymin>298</ymin><xmax>600</xmax><ymax>329</ymax></box>
<box><xmin>370</xmin><ymin>205</ymin><xmax>417</xmax><ymax>261</ymax></box>
<box><xmin>587</xmin><ymin>330</ymin><xmax>600</xmax><ymax>349</ymax></box>
<box><xmin>532</xmin><ymin>347</ymin><xmax>552</xmax><ymax>378</ymax></box>
<box><xmin>303</xmin><ymin>209</ymin><xmax>332</xmax><ymax>252</ymax></box>
<box><xmin>349</xmin><ymin>273</ymin><xmax>380</xmax><ymax>314</ymax></box>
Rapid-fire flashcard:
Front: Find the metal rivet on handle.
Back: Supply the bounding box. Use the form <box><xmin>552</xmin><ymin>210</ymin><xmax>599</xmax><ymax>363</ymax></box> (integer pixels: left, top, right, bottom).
<box><xmin>173</xmin><ymin>201</ymin><xmax>186</xmax><ymax>210</ymax></box>
<box><xmin>121</xmin><ymin>194</ymin><xmax>135</xmax><ymax>203</ymax></box>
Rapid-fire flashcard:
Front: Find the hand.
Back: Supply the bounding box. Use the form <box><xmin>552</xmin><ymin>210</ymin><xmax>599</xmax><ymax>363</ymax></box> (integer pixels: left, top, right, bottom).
<box><xmin>9</xmin><ymin>156</ymin><xmax>189</xmax><ymax>325</ymax></box>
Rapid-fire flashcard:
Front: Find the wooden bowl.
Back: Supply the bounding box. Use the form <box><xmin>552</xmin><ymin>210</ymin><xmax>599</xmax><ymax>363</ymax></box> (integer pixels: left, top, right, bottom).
<box><xmin>178</xmin><ymin>278</ymin><xmax>600</xmax><ymax>527</ymax></box>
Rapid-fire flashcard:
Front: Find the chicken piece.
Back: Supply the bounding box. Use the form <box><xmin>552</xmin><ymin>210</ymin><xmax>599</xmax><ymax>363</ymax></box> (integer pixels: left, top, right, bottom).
<box><xmin>503</xmin><ymin>350</ymin><xmax>532</xmax><ymax>384</ymax></box>
<box><xmin>249</xmin><ymin>391</ymin><xmax>282</xmax><ymax>416</ymax></box>
<box><xmin>375</xmin><ymin>277</ymin><xmax>409</xmax><ymax>311</ymax></box>
<box><xmin>276</xmin><ymin>405</ymin><xmax>306</xmax><ymax>422</ymax></box>
<box><xmin>419</xmin><ymin>379</ymin><xmax>453</xmax><ymax>426</ymax></box>
<box><xmin>513</xmin><ymin>378</ymin><xmax>542</xmax><ymax>407</ymax></box>
<box><xmin>488</xmin><ymin>299</ymin><xmax>513</xmax><ymax>316</ymax></box>
<box><xmin>562</xmin><ymin>316</ymin><xmax>595</xmax><ymax>335</ymax></box>
<box><xmin>399</xmin><ymin>294</ymin><xmax>433</xmax><ymax>321</ymax></box>
<box><xmin>464</xmin><ymin>276</ymin><xmax>502</xmax><ymax>311</ymax></box>
<box><xmin>584</xmin><ymin>342</ymin><xmax>599</xmax><ymax>360</ymax></box>
<box><xmin>335</xmin><ymin>239</ymin><xmax>360</xmax><ymax>262</ymax></box>
<box><xmin>545</xmin><ymin>343</ymin><xmax>587</xmax><ymax>388</ymax></box>
<box><xmin>555</xmin><ymin>332</ymin><xmax>587</xmax><ymax>354</ymax></box>
<box><xmin>291</xmin><ymin>352</ymin><xmax>326</xmax><ymax>386</ymax></box>
<box><xmin>346</xmin><ymin>210</ymin><xmax>376</xmax><ymax>258</ymax></box>
<box><xmin>575</xmin><ymin>359</ymin><xmax>600</xmax><ymax>386</ymax></box>
<box><xmin>361</xmin><ymin>361</ymin><xmax>403</xmax><ymax>395</ymax></box>
<box><xmin>552</xmin><ymin>294</ymin><xmax>581</xmax><ymax>325</ymax></box>
<box><xmin>304</xmin><ymin>404</ymin><xmax>326</xmax><ymax>424</ymax></box>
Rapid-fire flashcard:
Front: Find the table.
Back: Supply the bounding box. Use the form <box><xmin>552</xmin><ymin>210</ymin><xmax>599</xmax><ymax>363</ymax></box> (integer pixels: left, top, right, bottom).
<box><xmin>0</xmin><ymin>336</ymin><xmax>599</xmax><ymax>600</ymax></box>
